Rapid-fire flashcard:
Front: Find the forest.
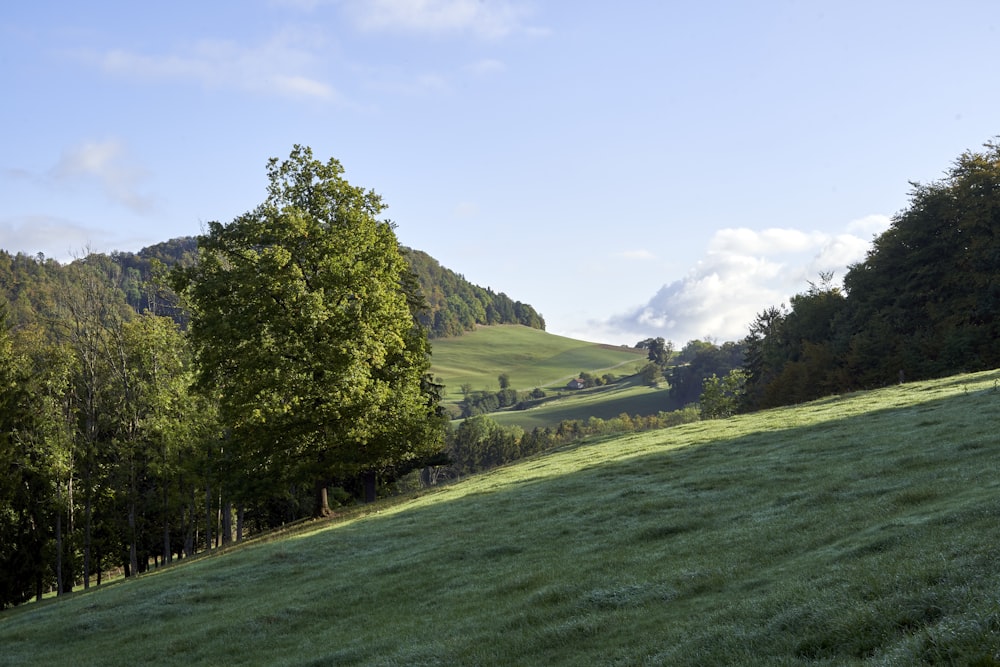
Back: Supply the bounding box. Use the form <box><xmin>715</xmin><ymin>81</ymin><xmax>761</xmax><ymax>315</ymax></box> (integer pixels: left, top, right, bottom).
<box><xmin>403</xmin><ymin>248</ymin><xmax>545</xmax><ymax>337</ymax></box>
<box><xmin>71</xmin><ymin>237</ymin><xmax>545</xmax><ymax>340</ymax></box>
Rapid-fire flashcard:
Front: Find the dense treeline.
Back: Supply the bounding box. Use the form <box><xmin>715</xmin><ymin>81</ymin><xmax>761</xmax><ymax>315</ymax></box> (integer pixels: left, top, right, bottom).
<box><xmin>0</xmin><ymin>252</ymin><xmax>216</xmax><ymax>607</ymax></box>
<box><xmin>403</xmin><ymin>248</ymin><xmax>545</xmax><ymax>337</ymax></box>
<box><xmin>98</xmin><ymin>239</ymin><xmax>547</xmax><ymax>340</ymax></box>
<box><xmin>0</xmin><ymin>148</ymin><xmax>452</xmax><ymax>608</ymax></box>
<box><xmin>110</xmin><ymin>237</ymin><xmax>198</xmax><ymax>322</ymax></box>
<box><xmin>662</xmin><ymin>339</ymin><xmax>745</xmax><ymax>406</ymax></box>
<box><xmin>742</xmin><ymin>141</ymin><xmax>1000</xmax><ymax>408</ymax></box>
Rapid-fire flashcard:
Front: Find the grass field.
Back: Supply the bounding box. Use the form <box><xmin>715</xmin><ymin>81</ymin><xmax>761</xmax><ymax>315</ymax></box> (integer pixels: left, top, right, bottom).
<box><xmin>429</xmin><ymin>324</ymin><xmax>646</xmax><ymax>401</ymax></box>
<box><xmin>488</xmin><ymin>374</ymin><xmax>674</xmax><ymax>430</ymax></box>
<box><xmin>4</xmin><ymin>371</ymin><xmax>1000</xmax><ymax>664</ymax></box>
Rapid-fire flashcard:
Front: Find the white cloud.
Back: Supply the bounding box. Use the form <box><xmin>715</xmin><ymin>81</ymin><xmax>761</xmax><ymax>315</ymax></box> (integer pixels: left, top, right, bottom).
<box><xmin>601</xmin><ymin>216</ymin><xmax>888</xmax><ymax>345</ymax></box>
<box><xmin>0</xmin><ymin>216</ymin><xmax>116</xmax><ymax>262</ymax></box>
<box><xmin>847</xmin><ymin>213</ymin><xmax>892</xmax><ymax>237</ymax></box>
<box><xmin>363</xmin><ymin>68</ymin><xmax>451</xmax><ymax>96</ymax></box>
<box><xmin>90</xmin><ymin>30</ymin><xmax>338</xmax><ymax>101</ymax></box>
<box><xmin>51</xmin><ymin>139</ymin><xmax>155</xmax><ymax>214</ymax></box>
<box><xmin>709</xmin><ymin>227</ymin><xmax>827</xmax><ymax>255</ymax></box>
<box><xmin>345</xmin><ymin>0</ymin><xmax>535</xmax><ymax>38</ymax></box>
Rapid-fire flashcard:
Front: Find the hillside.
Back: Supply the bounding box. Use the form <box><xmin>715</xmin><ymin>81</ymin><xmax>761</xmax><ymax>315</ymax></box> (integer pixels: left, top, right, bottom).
<box><xmin>486</xmin><ymin>374</ymin><xmax>675</xmax><ymax>430</ymax></box>
<box><xmin>428</xmin><ymin>324</ymin><xmax>646</xmax><ymax>401</ymax></box>
<box><xmin>5</xmin><ymin>370</ymin><xmax>1000</xmax><ymax>664</ymax></box>
<box><xmin>403</xmin><ymin>248</ymin><xmax>545</xmax><ymax>338</ymax></box>
<box><xmin>0</xmin><ymin>240</ymin><xmax>545</xmax><ymax>340</ymax></box>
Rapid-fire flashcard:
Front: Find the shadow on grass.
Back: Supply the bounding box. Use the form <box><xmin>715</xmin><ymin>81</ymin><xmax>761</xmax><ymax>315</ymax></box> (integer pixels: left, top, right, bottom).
<box><xmin>5</xmin><ymin>375</ymin><xmax>1000</xmax><ymax>665</ymax></box>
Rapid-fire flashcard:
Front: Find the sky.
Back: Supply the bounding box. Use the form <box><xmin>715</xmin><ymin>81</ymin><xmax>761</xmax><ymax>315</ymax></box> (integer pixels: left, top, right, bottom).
<box><xmin>2</xmin><ymin>1</ymin><xmax>998</xmax><ymax>346</ymax></box>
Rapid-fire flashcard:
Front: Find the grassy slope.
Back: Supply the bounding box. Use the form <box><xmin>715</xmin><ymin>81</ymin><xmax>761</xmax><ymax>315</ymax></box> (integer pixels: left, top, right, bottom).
<box><xmin>488</xmin><ymin>374</ymin><xmax>674</xmax><ymax>430</ymax></box>
<box><xmin>429</xmin><ymin>324</ymin><xmax>646</xmax><ymax>401</ymax></box>
<box><xmin>5</xmin><ymin>372</ymin><xmax>1000</xmax><ymax>664</ymax></box>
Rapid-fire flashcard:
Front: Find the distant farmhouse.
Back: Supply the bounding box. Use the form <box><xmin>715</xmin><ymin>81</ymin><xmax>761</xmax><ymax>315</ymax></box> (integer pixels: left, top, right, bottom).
<box><xmin>566</xmin><ymin>378</ymin><xmax>585</xmax><ymax>390</ymax></box>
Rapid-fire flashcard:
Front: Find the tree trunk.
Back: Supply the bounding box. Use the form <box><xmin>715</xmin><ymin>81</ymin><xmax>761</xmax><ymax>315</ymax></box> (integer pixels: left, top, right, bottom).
<box><xmin>162</xmin><ymin>481</ymin><xmax>172</xmax><ymax>565</ymax></box>
<box><xmin>64</xmin><ymin>475</ymin><xmax>73</xmax><ymax>593</ymax></box>
<box><xmin>363</xmin><ymin>471</ymin><xmax>377</xmax><ymax>504</ymax></box>
<box><xmin>204</xmin><ymin>484</ymin><xmax>212</xmax><ymax>552</ymax></box>
<box><xmin>184</xmin><ymin>491</ymin><xmax>195</xmax><ymax>558</ymax></box>
<box><xmin>236</xmin><ymin>504</ymin><xmax>245</xmax><ymax>543</ymax></box>
<box><xmin>221</xmin><ymin>501</ymin><xmax>232</xmax><ymax>546</ymax></box>
<box><xmin>315</xmin><ymin>481</ymin><xmax>333</xmax><ymax>517</ymax></box>
<box><xmin>163</xmin><ymin>518</ymin><xmax>171</xmax><ymax>565</ymax></box>
<box><xmin>55</xmin><ymin>484</ymin><xmax>64</xmax><ymax>596</ymax></box>
<box><xmin>128</xmin><ymin>462</ymin><xmax>139</xmax><ymax>577</ymax></box>
<box><xmin>83</xmin><ymin>464</ymin><xmax>92</xmax><ymax>590</ymax></box>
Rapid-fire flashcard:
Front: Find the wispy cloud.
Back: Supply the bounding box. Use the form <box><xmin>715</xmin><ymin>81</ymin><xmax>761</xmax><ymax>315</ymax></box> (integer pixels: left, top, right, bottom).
<box><xmin>0</xmin><ymin>216</ymin><xmax>116</xmax><ymax>262</ymax></box>
<box><xmin>600</xmin><ymin>216</ymin><xmax>892</xmax><ymax>345</ymax></box>
<box><xmin>88</xmin><ymin>29</ymin><xmax>339</xmax><ymax>101</ymax></box>
<box><xmin>267</xmin><ymin>0</ymin><xmax>327</xmax><ymax>9</ymax></box>
<box><xmin>345</xmin><ymin>0</ymin><xmax>537</xmax><ymax>39</ymax></box>
<box><xmin>49</xmin><ymin>139</ymin><xmax>155</xmax><ymax>214</ymax></box>
<box><xmin>361</xmin><ymin>67</ymin><xmax>452</xmax><ymax>96</ymax></box>
<box><xmin>615</xmin><ymin>249</ymin><xmax>657</xmax><ymax>261</ymax></box>
<box><xmin>464</xmin><ymin>58</ymin><xmax>507</xmax><ymax>75</ymax></box>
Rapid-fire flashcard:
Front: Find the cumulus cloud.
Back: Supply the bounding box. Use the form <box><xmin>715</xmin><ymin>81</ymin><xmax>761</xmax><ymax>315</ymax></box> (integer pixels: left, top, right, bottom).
<box><xmin>345</xmin><ymin>0</ymin><xmax>536</xmax><ymax>39</ymax></box>
<box><xmin>601</xmin><ymin>216</ymin><xmax>891</xmax><ymax>345</ymax></box>
<box><xmin>90</xmin><ymin>29</ymin><xmax>339</xmax><ymax>101</ymax></box>
<box><xmin>50</xmin><ymin>139</ymin><xmax>155</xmax><ymax>214</ymax></box>
<box><xmin>848</xmin><ymin>213</ymin><xmax>893</xmax><ymax>237</ymax></box>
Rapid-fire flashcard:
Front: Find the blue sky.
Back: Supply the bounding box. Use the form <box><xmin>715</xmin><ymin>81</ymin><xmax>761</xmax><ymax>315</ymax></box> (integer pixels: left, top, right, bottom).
<box><xmin>2</xmin><ymin>1</ymin><xmax>998</xmax><ymax>345</ymax></box>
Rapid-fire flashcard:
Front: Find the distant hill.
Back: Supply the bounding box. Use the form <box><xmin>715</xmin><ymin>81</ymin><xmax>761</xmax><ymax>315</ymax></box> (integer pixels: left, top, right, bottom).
<box><xmin>403</xmin><ymin>247</ymin><xmax>544</xmax><ymax>338</ymax></box>
<box><xmin>0</xmin><ymin>238</ymin><xmax>544</xmax><ymax>340</ymax></box>
<box><xmin>108</xmin><ymin>240</ymin><xmax>547</xmax><ymax>338</ymax></box>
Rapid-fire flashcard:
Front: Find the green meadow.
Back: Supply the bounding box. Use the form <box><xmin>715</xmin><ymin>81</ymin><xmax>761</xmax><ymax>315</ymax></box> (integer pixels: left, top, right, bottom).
<box><xmin>429</xmin><ymin>324</ymin><xmax>647</xmax><ymax>400</ymax></box>
<box><xmin>4</xmin><ymin>371</ymin><xmax>1000</xmax><ymax>665</ymax></box>
<box><xmin>488</xmin><ymin>374</ymin><xmax>674</xmax><ymax>430</ymax></box>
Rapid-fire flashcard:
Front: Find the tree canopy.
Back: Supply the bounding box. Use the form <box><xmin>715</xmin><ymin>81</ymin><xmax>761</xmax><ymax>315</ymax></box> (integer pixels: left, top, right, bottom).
<box><xmin>741</xmin><ymin>140</ymin><xmax>1000</xmax><ymax>407</ymax></box>
<box><xmin>176</xmin><ymin>146</ymin><xmax>446</xmax><ymax>516</ymax></box>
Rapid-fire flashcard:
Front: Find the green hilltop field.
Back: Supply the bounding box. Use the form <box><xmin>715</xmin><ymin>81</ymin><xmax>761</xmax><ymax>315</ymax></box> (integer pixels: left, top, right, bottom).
<box><xmin>429</xmin><ymin>324</ymin><xmax>647</xmax><ymax>399</ymax></box>
<box><xmin>5</xmin><ymin>370</ymin><xmax>1000</xmax><ymax>665</ymax></box>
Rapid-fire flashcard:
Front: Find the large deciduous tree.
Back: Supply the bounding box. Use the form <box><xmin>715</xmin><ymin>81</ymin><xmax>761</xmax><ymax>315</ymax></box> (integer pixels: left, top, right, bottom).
<box><xmin>177</xmin><ymin>146</ymin><xmax>444</xmax><ymax>517</ymax></box>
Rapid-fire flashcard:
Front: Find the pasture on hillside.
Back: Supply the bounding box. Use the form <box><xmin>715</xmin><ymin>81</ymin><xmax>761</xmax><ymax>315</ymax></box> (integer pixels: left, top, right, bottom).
<box><xmin>428</xmin><ymin>324</ymin><xmax>646</xmax><ymax>401</ymax></box>
<box><xmin>488</xmin><ymin>373</ymin><xmax>675</xmax><ymax>430</ymax></box>
<box><xmin>4</xmin><ymin>371</ymin><xmax>1000</xmax><ymax>665</ymax></box>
